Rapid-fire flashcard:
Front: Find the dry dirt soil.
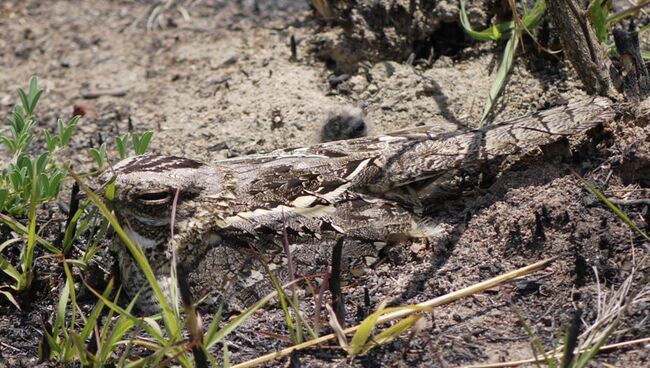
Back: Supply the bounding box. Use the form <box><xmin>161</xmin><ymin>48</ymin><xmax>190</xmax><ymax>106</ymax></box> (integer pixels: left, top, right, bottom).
<box><xmin>0</xmin><ymin>1</ymin><xmax>649</xmax><ymax>367</ymax></box>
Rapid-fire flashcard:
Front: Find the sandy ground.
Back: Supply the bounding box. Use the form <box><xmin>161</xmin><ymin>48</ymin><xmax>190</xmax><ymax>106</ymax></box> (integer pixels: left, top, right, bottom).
<box><xmin>0</xmin><ymin>1</ymin><xmax>649</xmax><ymax>367</ymax></box>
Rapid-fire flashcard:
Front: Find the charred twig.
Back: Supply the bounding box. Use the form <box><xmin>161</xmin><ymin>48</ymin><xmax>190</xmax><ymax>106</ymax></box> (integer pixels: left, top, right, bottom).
<box><xmin>290</xmin><ymin>35</ymin><xmax>297</xmax><ymax>61</ymax></box>
<box><xmin>613</xmin><ymin>29</ymin><xmax>650</xmax><ymax>99</ymax></box>
<box><xmin>80</xmin><ymin>88</ymin><xmax>128</xmax><ymax>99</ymax></box>
<box><xmin>547</xmin><ymin>0</ymin><xmax>618</xmax><ymax>97</ymax></box>
<box><xmin>330</xmin><ymin>238</ymin><xmax>345</xmax><ymax>326</ymax></box>
<box><xmin>560</xmin><ymin>309</ymin><xmax>582</xmax><ymax>368</ymax></box>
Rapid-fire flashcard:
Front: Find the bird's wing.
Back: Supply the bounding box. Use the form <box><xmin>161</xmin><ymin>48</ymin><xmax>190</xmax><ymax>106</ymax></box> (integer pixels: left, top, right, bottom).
<box><xmin>221</xmin><ymin>97</ymin><xmax>614</xmax><ymax>205</ymax></box>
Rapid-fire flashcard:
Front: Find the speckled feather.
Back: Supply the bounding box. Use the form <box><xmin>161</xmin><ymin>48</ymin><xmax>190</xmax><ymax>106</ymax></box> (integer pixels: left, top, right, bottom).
<box><xmin>98</xmin><ymin>97</ymin><xmax>615</xmax><ymax>312</ymax></box>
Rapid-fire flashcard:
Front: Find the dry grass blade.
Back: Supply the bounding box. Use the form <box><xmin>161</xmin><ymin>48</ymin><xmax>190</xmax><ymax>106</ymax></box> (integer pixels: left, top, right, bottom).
<box><xmin>472</xmin><ymin>254</ymin><xmax>650</xmax><ymax>368</ymax></box>
<box><xmin>310</xmin><ymin>0</ymin><xmax>334</xmax><ymax>20</ymax></box>
<box><xmin>607</xmin><ymin>0</ymin><xmax>650</xmax><ymax>24</ymax></box>
<box><xmin>231</xmin><ymin>257</ymin><xmax>556</xmax><ymax>368</ymax></box>
<box><xmin>463</xmin><ymin>336</ymin><xmax>650</xmax><ymax>368</ymax></box>
<box><xmin>326</xmin><ymin>303</ymin><xmax>348</xmax><ymax>350</ymax></box>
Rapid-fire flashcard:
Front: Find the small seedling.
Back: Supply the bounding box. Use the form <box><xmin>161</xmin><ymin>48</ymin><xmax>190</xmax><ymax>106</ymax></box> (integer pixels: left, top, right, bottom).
<box><xmin>132</xmin><ymin>131</ymin><xmax>154</xmax><ymax>155</ymax></box>
<box><xmin>0</xmin><ymin>76</ymin><xmax>81</xmax><ymax>305</ymax></box>
<box><xmin>89</xmin><ymin>142</ymin><xmax>107</xmax><ymax>170</ymax></box>
<box><xmin>115</xmin><ymin>133</ymin><xmax>130</xmax><ymax>159</ymax></box>
<box><xmin>0</xmin><ymin>77</ymin><xmax>76</xmax><ymax>216</ymax></box>
<box><xmin>90</xmin><ymin>131</ymin><xmax>154</xmax><ymax>169</ymax></box>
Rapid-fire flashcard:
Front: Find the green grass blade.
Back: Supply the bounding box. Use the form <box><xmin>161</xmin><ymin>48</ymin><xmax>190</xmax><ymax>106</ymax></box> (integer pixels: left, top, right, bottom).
<box><xmin>21</xmin><ymin>158</ymin><xmax>39</xmax><ymax>289</ymax></box>
<box><xmin>459</xmin><ymin>0</ymin><xmax>512</xmax><ymax>41</ymax></box>
<box><xmin>0</xmin><ymin>213</ymin><xmax>60</xmax><ymax>254</ymax></box>
<box><xmin>54</xmin><ymin>278</ymin><xmax>71</xmax><ymax>337</ymax></box>
<box><xmin>62</xmin><ymin>260</ymin><xmax>78</xmax><ymax>334</ymax></box>
<box><xmin>83</xmin><ymin>279</ymin><xmax>165</xmax><ymax>342</ymax></box>
<box><xmin>607</xmin><ymin>1</ymin><xmax>648</xmax><ymax>24</ymax></box>
<box><xmin>204</xmin><ymin>300</ymin><xmax>225</xmax><ymax>346</ymax></box>
<box><xmin>0</xmin><ymin>237</ymin><xmax>21</xmax><ymax>253</ymax></box>
<box><xmin>223</xmin><ymin>340</ymin><xmax>231</xmax><ymax>368</ymax></box>
<box><xmin>575</xmin><ymin>173</ymin><xmax>650</xmax><ymax>241</ymax></box>
<box><xmin>0</xmin><ymin>239</ymin><xmax>24</xmax><ymax>284</ymax></box>
<box><xmin>480</xmin><ymin>32</ymin><xmax>520</xmax><ymax>125</ymax></box>
<box><xmin>358</xmin><ymin>315</ymin><xmax>421</xmax><ymax>355</ymax></box>
<box><xmin>266</xmin><ymin>267</ymin><xmax>297</xmax><ymax>342</ymax></box>
<box><xmin>0</xmin><ymin>290</ymin><xmax>21</xmax><ymax>309</ymax></box>
<box><xmin>98</xmin><ymin>288</ymin><xmax>121</xmax><ymax>357</ymax></box>
<box><xmin>349</xmin><ymin>303</ymin><xmax>384</xmax><ymax>356</ymax></box>
<box><xmin>71</xmin><ymin>172</ymin><xmax>181</xmax><ymax>337</ymax></box>
<box><xmin>285</xmin><ymin>293</ymin><xmax>318</xmax><ymax>340</ymax></box>
<box><xmin>514</xmin><ymin>307</ymin><xmax>555</xmax><ymax>366</ymax></box>
<box><xmin>522</xmin><ymin>0</ymin><xmax>547</xmax><ymax>30</ymax></box>
<box><xmin>574</xmin><ymin>319</ymin><xmax>619</xmax><ymax>368</ymax></box>
<box><xmin>590</xmin><ymin>0</ymin><xmax>610</xmax><ymax>43</ymax></box>
<box><xmin>349</xmin><ymin>305</ymin><xmax>432</xmax><ymax>356</ymax></box>
<box><xmin>62</xmin><ymin>207</ymin><xmax>84</xmax><ymax>255</ymax></box>
<box><xmin>80</xmin><ymin>278</ymin><xmax>113</xmax><ymax>341</ymax></box>
<box><xmin>205</xmin><ymin>288</ymin><xmax>279</xmax><ymax>349</ymax></box>
<box><xmin>101</xmin><ymin>316</ymin><xmax>136</xmax><ymax>362</ymax></box>
<box><xmin>69</xmin><ymin>332</ymin><xmax>89</xmax><ymax>365</ymax></box>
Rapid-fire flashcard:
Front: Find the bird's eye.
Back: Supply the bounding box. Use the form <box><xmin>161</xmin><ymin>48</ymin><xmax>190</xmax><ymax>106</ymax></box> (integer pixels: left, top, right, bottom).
<box><xmin>354</xmin><ymin>122</ymin><xmax>366</xmax><ymax>132</ymax></box>
<box><xmin>137</xmin><ymin>190</ymin><xmax>171</xmax><ymax>204</ymax></box>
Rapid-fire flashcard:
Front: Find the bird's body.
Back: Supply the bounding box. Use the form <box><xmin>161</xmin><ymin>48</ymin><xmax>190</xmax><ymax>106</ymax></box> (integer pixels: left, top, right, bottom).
<box><xmin>99</xmin><ymin>97</ymin><xmax>614</xmax><ymax>312</ymax></box>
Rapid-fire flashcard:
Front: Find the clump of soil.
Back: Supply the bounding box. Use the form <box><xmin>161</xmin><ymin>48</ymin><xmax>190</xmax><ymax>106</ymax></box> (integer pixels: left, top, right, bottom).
<box><xmin>0</xmin><ymin>1</ymin><xmax>648</xmax><ymax>367</ymax></box>
<box><xmin>309</xmin><ymin>0</ymin><xmax>488</xmax><ymax>72</ymax></box>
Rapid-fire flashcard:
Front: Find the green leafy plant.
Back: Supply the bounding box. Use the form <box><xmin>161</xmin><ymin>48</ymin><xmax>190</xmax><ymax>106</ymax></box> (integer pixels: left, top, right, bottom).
<box><xmin>0</xmin><ymin>76</ymin><xmax>79</xmax><ymax>305</ymax></box>
<box><xmin>588</xmin><ymin>1</ymin><xmax>650</xmax><ymax>58</ymax></box>
<box><xmin>0</xmin><ymin>77</ymin><xmax>79</xmax><ymax>216</ymax></box>
<box><xmin>115</xmin><ymin>133</ymin><xmax>130</xmax><ymax>159</ymax></box>
<box><xmin>90</xmin><ymin>131</ymin><xmax>154</xmax><ymax>169</ymax></box>
<box><xmin>132</xmin><ymin>131</ymin><xmax>154</xmax><ymax>155</ymax></box>
<box><xmin>89</xmin><ymin>142</ymin><xmax>107</xmax><ymax>170</ymax></box>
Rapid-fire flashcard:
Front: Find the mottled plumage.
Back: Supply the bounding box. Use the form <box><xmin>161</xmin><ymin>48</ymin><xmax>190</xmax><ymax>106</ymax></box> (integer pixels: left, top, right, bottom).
<box><xmin>98</xmin><ymin>97</ymin><xmax>615</xmax><ymax>312</ymax></box>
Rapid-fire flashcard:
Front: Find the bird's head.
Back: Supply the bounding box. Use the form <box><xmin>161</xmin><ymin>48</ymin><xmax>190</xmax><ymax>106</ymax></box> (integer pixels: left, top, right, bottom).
<box><xmin>95</xmin><ymin>154</ymin><xmax>228</xmax><ymax>252</ymax></box>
